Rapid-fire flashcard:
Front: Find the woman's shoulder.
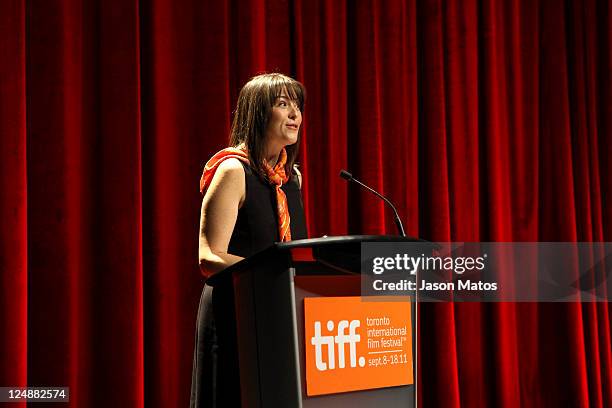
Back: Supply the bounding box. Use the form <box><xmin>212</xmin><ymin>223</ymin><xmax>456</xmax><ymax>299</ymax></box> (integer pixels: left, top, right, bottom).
<box><xmin>216</xmin><ymin>157</ymin><xmax>246</xmax><ymax>173</ymax></box>
<box><xmin>209</xmin><ymin>158</ymin><xmax>246</xmax><ymax>189</ymax></box>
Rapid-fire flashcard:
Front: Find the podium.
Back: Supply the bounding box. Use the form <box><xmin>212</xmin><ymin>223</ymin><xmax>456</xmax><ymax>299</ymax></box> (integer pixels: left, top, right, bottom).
<box><xmin>207</xmin><ymin>235</ymin><xmax>420</xmax><ymax>407</ymax></box>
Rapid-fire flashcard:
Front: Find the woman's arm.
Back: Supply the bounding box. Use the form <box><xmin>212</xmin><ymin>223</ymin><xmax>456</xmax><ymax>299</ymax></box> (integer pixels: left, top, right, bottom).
<box><xmin>198</xmin><ymin>158</ymin><xmax>246</xmax><ymax>277</ymax></box>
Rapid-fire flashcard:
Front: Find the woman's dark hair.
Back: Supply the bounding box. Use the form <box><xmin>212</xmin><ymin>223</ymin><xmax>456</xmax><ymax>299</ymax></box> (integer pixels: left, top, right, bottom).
<box><xmin>229</xmin><ymin>73</ymin><xmax>305</xmax><ymax>180</ymax></box>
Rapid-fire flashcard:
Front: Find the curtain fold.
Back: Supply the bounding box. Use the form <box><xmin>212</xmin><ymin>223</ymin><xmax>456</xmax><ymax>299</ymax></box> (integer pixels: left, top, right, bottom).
<box><xmin>1</xmin><ymin>0</ymin><xmax>610</xmax><ymax>406</ymax></box>
<box><xmin>25</xmin><ymin>0</ymin><xmax>144</xmax><ymax>405</ymax></box>
<box><xmin>0</xmin><ymin>3</ymin><xmax>27</xmax><ymax>406</ymax></box>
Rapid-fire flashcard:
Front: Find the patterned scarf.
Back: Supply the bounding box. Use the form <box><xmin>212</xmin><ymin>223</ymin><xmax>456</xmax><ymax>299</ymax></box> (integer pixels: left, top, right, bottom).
<box><xmin>262</xmin><ymin>148</ymin><xmax>291</xmax><ymax>242</ymax></box>
<box><xmin>200</xmin><ymin>146</ymin><xmax>292</xmax><ymax>242</ymax></box>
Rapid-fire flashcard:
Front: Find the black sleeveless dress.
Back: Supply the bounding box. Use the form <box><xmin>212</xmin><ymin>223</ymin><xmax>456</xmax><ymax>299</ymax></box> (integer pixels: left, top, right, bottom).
<box><xmin>190</xmin><ymin>162</ymin><xmax>307</xmax><ymax>408</ymax></box>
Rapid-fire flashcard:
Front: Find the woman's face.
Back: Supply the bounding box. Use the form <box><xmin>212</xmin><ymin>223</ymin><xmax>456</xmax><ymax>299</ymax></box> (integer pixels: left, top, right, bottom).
<box><xmin>265</xmin><ymin>93</ymin><xmax>302</xmax><ymax>151</ymax></box>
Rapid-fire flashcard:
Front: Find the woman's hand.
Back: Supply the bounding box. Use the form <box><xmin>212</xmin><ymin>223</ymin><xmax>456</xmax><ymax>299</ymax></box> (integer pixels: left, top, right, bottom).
<box><xmin>198</xmin><ymin>158</ymin><xmax>246</xmax><ymax>277</ymax></box>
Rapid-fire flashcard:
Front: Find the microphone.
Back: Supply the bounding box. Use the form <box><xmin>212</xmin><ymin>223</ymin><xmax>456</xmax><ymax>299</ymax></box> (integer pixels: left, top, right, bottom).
<box><xmin>339</xmin><ymin>169</ymin><xmax>406</xmax><ymax>237</ymax></box>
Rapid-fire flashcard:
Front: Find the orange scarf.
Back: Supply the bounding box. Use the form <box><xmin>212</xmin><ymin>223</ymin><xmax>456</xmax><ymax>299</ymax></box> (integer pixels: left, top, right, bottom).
<box><xmin>200</xmin><ymin>147</ymin><xmax>292</xmax><ymax>242</ymax></box>
<box><xmin>262</xmin><ymin>148</ymin><xmax>291</xmax><ymax>242</ymax></box>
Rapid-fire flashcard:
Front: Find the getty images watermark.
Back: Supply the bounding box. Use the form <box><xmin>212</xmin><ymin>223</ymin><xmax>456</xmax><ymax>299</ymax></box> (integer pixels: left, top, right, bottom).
<box><xmin>361</xmin><ymin>242</ymin><xmax>612</xmax><ymax>302</ymax></box>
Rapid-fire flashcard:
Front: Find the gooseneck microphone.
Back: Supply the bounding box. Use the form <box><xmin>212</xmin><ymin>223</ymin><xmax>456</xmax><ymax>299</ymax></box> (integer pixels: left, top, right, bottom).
<box><xmin>339</xmin><ymin>169</ymin><xmax>406</xmax><ymax>237</ymax></box>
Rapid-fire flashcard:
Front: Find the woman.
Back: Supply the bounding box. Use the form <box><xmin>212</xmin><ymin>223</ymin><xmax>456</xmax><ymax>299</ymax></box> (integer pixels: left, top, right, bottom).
<box><xmin>191</xmin><ymin>73</ymin><xmax>307</xmax><ymax>407</ymax></box>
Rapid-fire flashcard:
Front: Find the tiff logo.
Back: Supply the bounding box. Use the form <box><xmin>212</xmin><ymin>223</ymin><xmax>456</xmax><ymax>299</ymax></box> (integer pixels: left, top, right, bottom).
<box><xmin>311</xmin><ymin>319</ymin><xmax>366</xmax><ymax>371</ymax></box>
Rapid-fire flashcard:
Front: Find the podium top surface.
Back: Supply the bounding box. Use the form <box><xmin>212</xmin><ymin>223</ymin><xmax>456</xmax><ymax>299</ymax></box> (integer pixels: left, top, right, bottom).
<box><xmin>205</xmin><ymin>235</ymin><xmax>428</xmax><ymax>286</ymax></box>
<box><xmin>275</xmin><ymin>234</ymin><xmax>421</xmax><ymax>249</ymax></box>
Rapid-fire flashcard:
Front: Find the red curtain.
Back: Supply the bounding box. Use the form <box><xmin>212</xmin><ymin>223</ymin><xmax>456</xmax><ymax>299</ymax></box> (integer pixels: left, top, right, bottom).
<box><xmin>1</xmin><ymin>0</ymin><xmax>611</xmax><ymax>406</ymax></box>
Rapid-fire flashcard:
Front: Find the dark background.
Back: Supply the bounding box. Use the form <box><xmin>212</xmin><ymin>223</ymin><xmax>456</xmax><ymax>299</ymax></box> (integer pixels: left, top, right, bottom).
<box><xmin>1</xmin><ymin>0</ymin><xmax>610</xmax><ymax>406</ymax></box>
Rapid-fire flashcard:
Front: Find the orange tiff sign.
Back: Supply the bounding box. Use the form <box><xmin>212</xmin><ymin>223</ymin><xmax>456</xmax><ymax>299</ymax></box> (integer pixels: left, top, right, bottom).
<box><xmin>304</xmin><ymin>296</ymin><xmax>413</xmax><ymax>396</ymax></box>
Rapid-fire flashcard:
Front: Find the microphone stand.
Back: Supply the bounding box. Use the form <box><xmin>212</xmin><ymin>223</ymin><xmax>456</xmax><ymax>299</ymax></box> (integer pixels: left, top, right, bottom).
<box><xmin>339</xmin><ymin>169</ymin><xmax>406</xmax><ymax>237</ymax></box>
